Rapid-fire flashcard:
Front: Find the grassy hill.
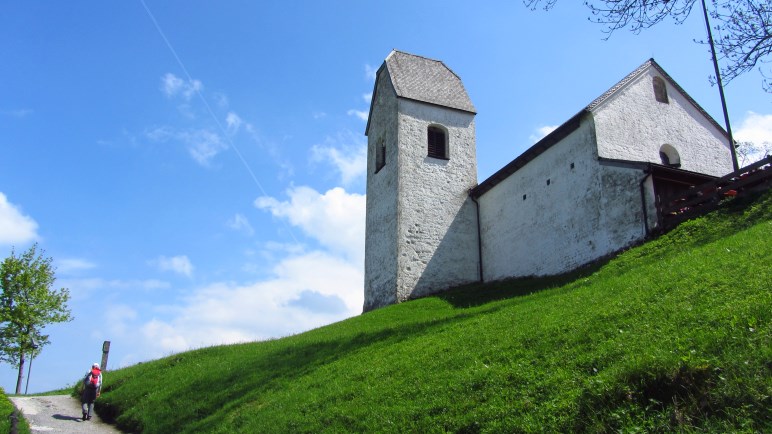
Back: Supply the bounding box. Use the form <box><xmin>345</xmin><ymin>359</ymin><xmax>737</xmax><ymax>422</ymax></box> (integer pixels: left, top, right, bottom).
<box><xmin>1</xmin><ymin>388</ymin><xmax>30</xmax><ymax>434</ymax></box>
<box><xmin>88</xmin><ymin>192</ymin><xmax>770</xmax><ymax>433</ymax></box>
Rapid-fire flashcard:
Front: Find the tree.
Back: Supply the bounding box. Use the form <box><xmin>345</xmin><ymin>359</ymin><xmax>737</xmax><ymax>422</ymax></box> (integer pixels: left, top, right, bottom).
<box><xmin>0</xmin><ymin>244</ymin><xmax>72</xmax><ymax>394</ymax></box>
<box><xmin>709</xmin><ymin>1</ymin><xmax>772</xmax><ymax>91</ymax></box>
<box><xmin>736</xmin><ymin>140</ymin><xmax>771</xmax><ymax>167</ymax></box>
<box><xmin>523</xmin><ymin>0</ymin><xmax>772</xmax><ymax>91</ymax></box>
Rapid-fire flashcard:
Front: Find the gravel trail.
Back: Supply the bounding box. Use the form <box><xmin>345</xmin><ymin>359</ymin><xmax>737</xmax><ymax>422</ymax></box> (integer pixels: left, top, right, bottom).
<box><xmin>10</xmin><ymin>395</ymin><xmax>123</xmax><ymax>434</ymax></box>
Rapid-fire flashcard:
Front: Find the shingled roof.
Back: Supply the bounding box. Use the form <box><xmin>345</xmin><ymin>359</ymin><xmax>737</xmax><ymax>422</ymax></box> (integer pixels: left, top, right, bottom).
<box><xmin>384</xmin><ymin>50</ymin><xmax>476</xmax><ymax>114</ymax></box>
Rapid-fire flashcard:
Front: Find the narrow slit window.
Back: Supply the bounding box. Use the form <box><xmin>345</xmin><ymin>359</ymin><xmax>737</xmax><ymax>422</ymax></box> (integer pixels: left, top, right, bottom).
<box><xmin>427</xmin><ymin>126</ymin><xmax>448</xmax><ymax>159</ymax></box>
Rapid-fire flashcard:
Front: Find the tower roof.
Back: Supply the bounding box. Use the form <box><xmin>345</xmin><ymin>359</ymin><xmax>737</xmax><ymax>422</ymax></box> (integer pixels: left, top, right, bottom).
<box><xmin>383</xmin><ymin>50</ymin><xmax>476</xmax><ymax>114</ymax></box>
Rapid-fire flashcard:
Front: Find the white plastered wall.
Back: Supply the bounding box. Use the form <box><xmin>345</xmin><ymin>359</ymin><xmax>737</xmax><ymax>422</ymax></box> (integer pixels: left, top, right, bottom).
<box><xmin>395</xmin><ymin>99</ymin><xmax>480</xmax><ymax>301</ymax></box>
<box><xmin>478</xmin><ymin>115</ymin><xmax>650</xmax><ymax>280</ymax></box>
<box><xmin>593</xmin><ymin>67</ymin><xmax>733</xmax><ymax>176</ymax></box>
<box><xmin>364</xmin><ymin>69</ymin><xmax>400</xmax><ymax>311</ymax></box>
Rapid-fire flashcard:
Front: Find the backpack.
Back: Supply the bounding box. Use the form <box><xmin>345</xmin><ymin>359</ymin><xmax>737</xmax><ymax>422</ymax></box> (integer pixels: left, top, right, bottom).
<box><xmin>87</xmin><ymin>368</ymin><xmax>100</xmax><ymax>388</ymax></box>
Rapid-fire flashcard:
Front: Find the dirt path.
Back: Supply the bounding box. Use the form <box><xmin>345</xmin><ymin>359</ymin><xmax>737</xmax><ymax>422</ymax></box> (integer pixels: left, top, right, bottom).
<box><xmin>9</xmin><ymin>395</ymin><xmax>123</xmax><ymax>434</ymax></box>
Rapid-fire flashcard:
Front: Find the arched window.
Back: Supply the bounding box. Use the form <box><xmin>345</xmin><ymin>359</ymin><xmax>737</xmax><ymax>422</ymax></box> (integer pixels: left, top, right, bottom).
<box><xmin>653</xmin><ymin>76</ymin><xmax>669</xmax><ymax>104</ymax></box>
<box><xmin>427</xmin><ymin>125</ymin><xmax>448</xmax><ymax>159</ymax></box>
<box><xmin>660</xmin><ymin>144</ymin><xmax>680</xmax><ymax>167</ymax></box>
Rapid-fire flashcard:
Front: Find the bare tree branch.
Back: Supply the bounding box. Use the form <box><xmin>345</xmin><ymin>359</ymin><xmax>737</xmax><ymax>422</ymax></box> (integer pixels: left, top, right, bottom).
<box><xmin>523</xmin><ymin>0</ymin><xmax>772</xmax><ymax>91</ymax></box>
<box><xmin>524</xmin><ymin>0</ymin><xmax>698</xmax><ymax>32</ymax></box>
<box><xmin>709</xmin><ymin>0</ymin><xmax>772</xmax><ymax>88</ymax></box>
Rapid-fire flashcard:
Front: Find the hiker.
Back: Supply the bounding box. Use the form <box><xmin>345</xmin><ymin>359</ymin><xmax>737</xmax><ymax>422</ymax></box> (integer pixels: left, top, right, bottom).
<box><xmin>81</xmin><ymin>363</ymin><xmax>102</xmax><ymax>421</ymax></box>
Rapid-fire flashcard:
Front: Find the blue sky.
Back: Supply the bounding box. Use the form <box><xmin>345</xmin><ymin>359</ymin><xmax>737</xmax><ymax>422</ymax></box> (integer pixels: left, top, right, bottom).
<box><xmin>1</xmin><ymin>1</ymin><xmax>770</xmax><ymax>393</ymax></box>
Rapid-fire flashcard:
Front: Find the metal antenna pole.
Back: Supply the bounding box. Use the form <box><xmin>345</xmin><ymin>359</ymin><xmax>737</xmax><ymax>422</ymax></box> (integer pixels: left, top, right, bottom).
<box><xmin>702</xmin><ymin>0</ymin><xmax>739</xmax><ymax>171</ymax></box>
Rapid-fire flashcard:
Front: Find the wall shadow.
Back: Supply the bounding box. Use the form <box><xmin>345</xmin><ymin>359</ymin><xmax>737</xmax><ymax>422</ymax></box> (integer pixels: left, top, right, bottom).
<box><xmin>432</xmin><ymin>257</ymin><xmax>609</xmax><ymax>309</ymax></box>
<box><xmin>410</xmin><ymin>199</ymin><xmax>479</xmax><ymax>300</ymax></box>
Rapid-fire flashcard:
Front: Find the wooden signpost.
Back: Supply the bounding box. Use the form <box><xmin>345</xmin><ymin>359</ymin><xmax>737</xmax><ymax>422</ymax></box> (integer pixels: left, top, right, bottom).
<box><xmin>101</xmin><ymin>341</ymin><xmax>111</xmax><ymax>371</ymax></box>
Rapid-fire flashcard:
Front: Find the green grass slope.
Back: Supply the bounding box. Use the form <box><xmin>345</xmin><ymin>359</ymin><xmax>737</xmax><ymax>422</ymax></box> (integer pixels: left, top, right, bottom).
<box><xmin>94</xmin><ymin>193</ymin><xmax>771</xmax><ymax>433</ymax></box>
<box><xmin>1</xmin><ymin>389</ymin><xmax>31</xmax><ymax>434</ymax></box>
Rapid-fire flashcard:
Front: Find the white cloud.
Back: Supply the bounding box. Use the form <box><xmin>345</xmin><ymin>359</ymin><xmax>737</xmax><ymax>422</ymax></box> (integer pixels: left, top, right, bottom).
<box><xmin>181</xmin><ymin>129</ymin><xmax>228</xmax><ymax>166</ymax></box>
<box><xmin>57</xmin><ymin>258</ymin><xmax>96</xmax><ymax>275</ymax></box>
<box><xmin>735</xmin><ymin>111</ymin><xmax>772</xmax><ymax>166</ymax></box>
<box><xmin>529</xmin><ymin>125</ymin><xmax>558</xmax><ymax>143</ymax></box>
<box><xmin>227</xmin><ymin>213</ymin><xmax>255</xmax><ymax>236</ymax></box>
<box><xmin>161</xmin><ymin>73</ymin><xmax>202</xmax><ymax>101</ymax></box>
<box><xmin>141</xmin><ymin>319</ymin><xmax>192</xmax><ymax>354</ymax></box>
<box><xmin>154</xmin><ymin>255</ymin><xmax>194</xmax><ymax>277</ymax></box>
<box><xmin>118</xmin><ymin>249</ymin><xmax>363</xmax><ymax>357</ymax></box>
<box><xmin>347</xmin><ymin>109</ymin><xmax>369</xmax><ymax>121</ymax></box>
<box><xmin>146</xmin><ymin>127</ymin><xmax>228</xmax><ymax>167</ymax></box>
<box><xmin>60</xmin><ymin>277</ymin><xmax>171</xmax><ymax>299</ymax></box>
<box><xmin>260</xmin><ymin>241</ymin><xmax>305</xmax><ymax>259</ymax></box>
<box><xmin>255</xmin><ymin>186</ymin><xmax>366</xmax><ymax>263</ymax></box>
<box><xmin>363</xmin><ymin>93</ymin><xmax>372</xmax><ymax>103</ymax></box>
<box><xmin>264</xmin><ymin>240</ymin><xmax>305</xmax><ymax>253</ymax></box>
<box><xmin>309</xmin><ymin>131</ymin><xmax>367</xmax><ymax>186</ymax></box>
<box><xmin>225</xmin><ymin>111</ymin><xmax>243</xmax><ymax>134</ymax></box>
<box><xmin>145</xmin><ymin>125</ymin><xmax>173</xmax><ymax>142</ymax></box>
<box><xmin>102</xmin><ymin>185</ymin><xmax>366</xmax><ymax>362</ymax></box>
<box><xmin>733</xmin><ymin>112</ymin><xmax>772</xmax><ymax>145</ymax></box>
<box><xmin>0</xmin><ymin>192</ymin><xmax>39</xmax><ymax>245</ymax></box>
<box><xmin>104</xmin><ymin>304</ymin><xmax>138</xmax><ymax>336</ymax></box>
<box><xmin>735</xmin><ymin>111</ymin><xmax>772</xmax><ymax>145</ymax></box>
<box><xmin>161</xmin><ymin>73</ymin><xmax>184</xmax><ymax>96</ymax></box>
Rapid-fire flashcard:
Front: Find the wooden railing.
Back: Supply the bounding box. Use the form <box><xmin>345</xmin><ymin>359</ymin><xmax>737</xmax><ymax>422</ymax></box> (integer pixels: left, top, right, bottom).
<box><xmin>658</xmin><ymin>155</ymin><xmax>772</xmax><ymax>231</ymax></box>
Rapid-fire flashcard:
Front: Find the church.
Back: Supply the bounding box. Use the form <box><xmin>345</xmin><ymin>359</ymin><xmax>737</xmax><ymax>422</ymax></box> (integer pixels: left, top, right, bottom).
<box><xmin>363</xmin><ymin>50</ymin><xmax>734</xmax><ymax>312</ymax></box>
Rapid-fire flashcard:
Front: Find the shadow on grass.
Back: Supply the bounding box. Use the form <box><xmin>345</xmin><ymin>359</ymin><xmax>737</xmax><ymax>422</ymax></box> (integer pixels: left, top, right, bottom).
<box><xmin>573</xmin><ymin>364</ymin><xmax>726</xmax><ymax>432</ymax></box>
<box><xmin>434</xmin><ymin>260</ymin><xmax>606</xmax><ymax>309</ymax></box>
<box><xmin>99</xmin><ymin>309</ymin><xmax>486</xmax><ymax>433</ymax></box>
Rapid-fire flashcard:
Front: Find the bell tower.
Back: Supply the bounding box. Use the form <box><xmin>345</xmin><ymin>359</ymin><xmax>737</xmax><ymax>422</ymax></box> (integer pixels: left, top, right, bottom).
<box><xmin>363</xmin><ymin>50</ymin><xmax>480</xmax><ymax>311</ymax></box>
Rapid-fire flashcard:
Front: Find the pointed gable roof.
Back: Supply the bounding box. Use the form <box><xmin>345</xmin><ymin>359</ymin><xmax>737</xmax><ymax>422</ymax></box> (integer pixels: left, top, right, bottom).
<box><xmin>586</xmin><ymin>58</ymin><xmax>724</xmax><ymax>133</ymax></box>
<box><xmin>471</xmin><ymin>58</ymin><xmax>729</xmax><ymax>198</ymax></box>
<box><xmin>366</xmin><ymin>50</ymin><xmax>476</xmax><ymax>136</ymax></box>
